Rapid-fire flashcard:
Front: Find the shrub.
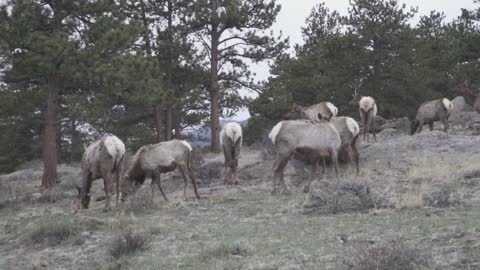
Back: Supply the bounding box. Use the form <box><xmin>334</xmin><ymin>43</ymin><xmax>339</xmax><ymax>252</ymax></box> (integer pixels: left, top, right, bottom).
<box><xmin>124</xmin><ymin>191</ymin><xmax>155</xmax><ymax>213</ymax></box>
<box><xmin>108</xmin><ymin>228</ymin><xmax>148</xmax><ymax>260</ymax></box>
<box><xmin>343</xmin><ymin>241</ymin><xmax>431</xmax><ymax>270</ymax></box>
<box><xmin>195</xmin><ymin>160</ymin><xmax>223</xmax><ymax>184</ymax></box>
<box><xmin>200</xmin><ymin>241</ymin><xmax>251</xmax><ymax>262</ymax></box>
<box><xmin>24</xmin><ymin>216</ymin><xmax>80</xmax><ymax>246</ymax></box>
<box><xmin>422</xmin><ymin>189</ymin><xmax>458</xmax><ymax>208</ymax></box>
<box><xmin>303</xmin><ymin>180</ymin><xmax>376</xmax><ymax>215</ymax></box>
<box><xmin>36</xmin><ymin>187</ymin><xmax>69</xmax><ymax>203</ymax></box>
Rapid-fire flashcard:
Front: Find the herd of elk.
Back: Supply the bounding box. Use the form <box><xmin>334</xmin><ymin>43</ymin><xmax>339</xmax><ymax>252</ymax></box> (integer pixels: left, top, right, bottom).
<box><xmin>78</xmin><ymin>78</ymin><xmax>462</xmax><ymax>209</ymax></box>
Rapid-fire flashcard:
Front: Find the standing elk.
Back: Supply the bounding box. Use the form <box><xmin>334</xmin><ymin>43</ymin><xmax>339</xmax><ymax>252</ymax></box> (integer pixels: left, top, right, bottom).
<box><xmin>121</xmin><ymin>139</ymin><xmax>200</xmax><ymax>202</ymax></box>
<box><xmin>284</xmin><ymin>106</ymin><xmax>360</xmax><ymax>174</ymax></box>
<box><xmin>220</xmin><ymin>122</ymin><xmax>243</xmax><ymax>185</ymax></box>
<box><xmin>268</xmin><ymin>120</ymin><xmax>341</xmax><ymax>194</ymax></box>
<box><xmin>284</xmin><ymin>102</ymin><xmax>338</xmax><ymax>122</ymax></box>
<box><xmin>349</xmin><ymin>88</ymin><xmax>377</xmax><ymax>142</ymax></box>
<box><xmin>410</xmin><ymin>98</ymin><xmax>453</xmax><ymax>135</ymax></box>
<box><xmin>332</xmin><ymin>116</ymin><xmax>361</xmax><ymax>174</ymax></box>
<box><xmin>79</xmin><ymin>135</ymin><xmax>126</xmax><ymax>210</ymax></box>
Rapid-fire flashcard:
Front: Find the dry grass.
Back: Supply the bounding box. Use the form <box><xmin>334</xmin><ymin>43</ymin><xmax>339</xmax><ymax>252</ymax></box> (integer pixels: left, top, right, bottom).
<box><xmin>24</xmin><ymin>215</ymin><xmax>81</xmax><ymax>246</ymax></box>
<box><xmin>343</xmin><ymin>240</ymin><xmax>431</xmax><ymax>270</ymax></box>
<box><xmin>108</xmin><ymin>228</ymin><xmax>149</xmax><ymax>260</ymax></box>
<box><xmin>303</xmin><ymin>179</ymin><xmax>376</xmax><ymax>215</ymax></box>
<box><xmin>199</xmin><ymin>241</ymin><xmax>252</xmax><ymax>262</ymax></box>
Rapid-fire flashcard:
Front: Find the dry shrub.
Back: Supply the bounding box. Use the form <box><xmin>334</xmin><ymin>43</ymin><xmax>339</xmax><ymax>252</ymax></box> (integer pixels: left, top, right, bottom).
<box><xmin>343</xmin><ymin>241</ymin><xmax>431</xmax><ymax>270</ymax></box>
<box><xmin>195</xmin><ymin>160</ymin><xmax>223</xmax><ymax>184</ymax></box>
<box><xmin>400</xmin><ymin>191</ymin><xmax>423</xmax><ymax>209</ymax></box>
<box><xmin>124</xmin><ymin>190</ymin><xmax>155</xmax><ymax>213</ymax></box>
<box><xmin>200</xmin><ymin>241</ymin><xmax>251</xmax><ymax>262</ymax></box>
<box><xmin>36</xmin><ymin>187</ymin><xmax>69</xmax><ymax>203</ymax></box>
<box><xmin>303</xmin><ymin>180</ymin><xmax>376</xmax><ymax>215</ymax></box>
<box><xmin>422</xmin><ymin>188</ymin><xmax>459</xmax><ymax>208</ymax></box>
<box><xmin>24</xmin><ymin>216</ymin><xmax>80</xmax><ymax>246</ymax></box>
<box><xmin>108</xmin><ymin>228</ymin><xmax>148</xmax><ymax>260</ymax></box>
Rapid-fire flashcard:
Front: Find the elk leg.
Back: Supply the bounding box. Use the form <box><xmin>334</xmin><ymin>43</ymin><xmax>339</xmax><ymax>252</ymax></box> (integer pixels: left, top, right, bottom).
<box><xmin>416</xmin><ymin>120</ymin><xmax>425</xmax><ymax>133</ymax></box>
<box><xmin>441</xmin><ymin>118</ymin><xmax>449</xmax><ymax>133</ymax></box>
<box><xmin>371</xmin><ymin>113</ymin><xmax>377</xmax><ymax>142</ymax></box>
<box><xmin>223</xmin><ymin>145</ymin><xmax>230</xmax><ymax>184</ymax></box>
<box><xmin>360</xmin><ymin>111</ymin><xmax>367</xmax><ymax>142</ymax></box>
<box><xmin>365</xmin><ymin>114</ymin><xmax>372</xmax><ymax>143</ymax></box>
<box><xmin>103</xmin><ymin>175</ymin><xmax>112</xmax><ymax>211</ymax></box>
<box><xmin>185</xmin><ymin>165</ymin><xmax>201</xmax><ymax>199</ymax></box>
<box><xmin>178</xmin><ymin>165</ymin><xmax>190</xmax><ymax>199</ymax></box>
<box><xmin>330</xmin><ymin>149</ymin><xmax>340</xmax><ymax>177</ymax></box>
<box><xmin>115</xmin><ymin>171</ymin><xmax>120</xmax><ymax>207</ymax></box>
<box><xmin>346</xmin><ymin>145</ymin><xmax>355</xmax><ymax>174</ymax></box>
<box><xmin>150</xmin><ymin>176</ymin><xmax>155</xmax><ymax>199</ymax></box>
<box><xmin>428</xmin><ymin>122</ymin><xmax>434</xmax><ymax>131</ymax></box>
<box><xmin>273</xmin><ymin>154</ymin><xmax>291</xmax><ymax>195</ymax></box>
<box><xmin>153</xmin><ymin>171</ymin><xmax>168</xmax><ymax>202</ymax></box>
<box><xmin>304</xmin><ymin>159</ymin><xmax>318</xmax><ymax>193</ymax></box>
<box><xmin>80</xmin><ymin>172</ymin><xmax>93</xmax><ymax>209</ymax></box>
<box><xmin>352</xmin><ymin>138</ymin><xmax>360</xmax><ymax>175</ymax></box>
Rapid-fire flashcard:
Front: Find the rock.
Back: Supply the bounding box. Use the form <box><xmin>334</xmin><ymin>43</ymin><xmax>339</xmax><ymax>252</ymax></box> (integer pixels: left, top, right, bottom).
<box><xmin>451</xmin><ymin>96</ymin><xmax>473</xmax><ymax>113</ymax></box>
<box><xmin>31</xmin><ymin>193</ymin><xmax>42</xmax><ymax>200</ymax></box>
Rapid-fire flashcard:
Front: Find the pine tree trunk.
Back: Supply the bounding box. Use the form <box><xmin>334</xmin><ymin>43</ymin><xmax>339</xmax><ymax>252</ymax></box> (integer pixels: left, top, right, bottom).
<box><xmin>154</xmin><ymin>106</ymin><xmax>163</xmax><ymax>142</ymax></box>
<box><xmin>41</xmin><ymin>87</ymin><xmax>58</xmax><ymax>189</ymax></box>
<box><xmin>165</xmin><ymin>101</ymin><xmax>173</xmax><ymax>140</ymax></box>
<box><xmin>69</xmin><ymin>118</ymin><xmax>77</xmax><ymax>164</ymax></box>
<box><xmin>210</xmin><ymin>29</ymin><xmax>221</xmax><ymax>153</ymax></box>
<box><xmin>164</xmin><ymin>0</ymin><xmax>174</xmax><ymax>142</ymax></box>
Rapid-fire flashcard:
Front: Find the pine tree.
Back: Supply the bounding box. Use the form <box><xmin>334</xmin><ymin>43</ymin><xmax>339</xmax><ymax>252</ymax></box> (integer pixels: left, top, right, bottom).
<box><xmin>183</xmin><ymin>0</ymin><xmax>287</xmax><ymax>152</ymax></box>
<box><xmin>0</xmin><ymin>0</ymin><xmax>139</xmax><ymax>187</ymax></box>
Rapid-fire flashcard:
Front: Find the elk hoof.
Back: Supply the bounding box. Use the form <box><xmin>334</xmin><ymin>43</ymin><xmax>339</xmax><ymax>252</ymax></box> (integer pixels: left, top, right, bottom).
<box><xmin>303</xmin><ymin>186</ymin><xmax>310</xmax><ymax>193</ymax></box>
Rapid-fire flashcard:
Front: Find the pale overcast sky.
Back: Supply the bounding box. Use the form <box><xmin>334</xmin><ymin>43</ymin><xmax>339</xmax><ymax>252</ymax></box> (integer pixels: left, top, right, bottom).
<box><xmin>233</xmin><ymin>0</ymin><xmax>477</xmax><ymax>120</ymax></box>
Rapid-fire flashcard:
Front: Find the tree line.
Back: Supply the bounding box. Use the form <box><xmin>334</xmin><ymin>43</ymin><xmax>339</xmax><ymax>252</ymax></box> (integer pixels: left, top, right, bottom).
<box><xmin>0</xmin><ymin>0</ymin><xmax>286</xmax><ymax>188</ymax></box>
<box><xmin>1</xmin><ymin>0</ymin><xmax>480</xmax><ymax>189</ymax></box>
<box><xmin>246</xmin><ymin>0</ymin><xmax>480</xmax><ymax>143</ymax></box>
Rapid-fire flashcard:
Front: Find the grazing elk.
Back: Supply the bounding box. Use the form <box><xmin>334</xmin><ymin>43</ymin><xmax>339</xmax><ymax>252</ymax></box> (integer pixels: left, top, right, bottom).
<box><xmin>410</xmin><ymin>98</ymin><xmax>453</xmax><ymax>135</ymax></box>
<box><xmin>268</xmin><ymin>120</ymin><xmax>341</xmax><ymax>194</ymax></box>
<box><xmin>332</xmin><ymin>117</ymin><xmax>361</xmax><ymax>174</ymax></box>
<box><xmin>284</xmin><ymin>106</ymin><xmax>361</xmax><ymax>174</ymax></box>
<box><xmin>284</xmin><ymin>102</ymin><xmax>338</xmax><ymax>122</ymax></box>
<box><xmin>349</xmin><ymin>89</ymin><xmax>378</xmax><ymax>142</ymax></box>
<box><xmin>121</xmin><ymin>139</ymin><xmax>200</xmax><ymax>202</ymax></box>
<box><xmin>79</xmin><ymin>135</ymin><xmax>126</xmax><ymax>210</ymax></box>
<box><xmin>220</xmin><ymin>122</ymin><xmax>243</xmax><ymax>185</ymax></box>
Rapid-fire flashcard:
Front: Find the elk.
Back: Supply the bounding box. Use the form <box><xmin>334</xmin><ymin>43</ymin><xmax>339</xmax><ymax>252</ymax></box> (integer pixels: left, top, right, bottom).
<box><xmin>121</xmin><ymin>139</ymin><xmax>200</xmax><ymax>202</ymax></box>
<box><xmin>284</xmin><ymin>107</ymin><xmax>360</xmax><ymax>174</ymax></box>
<box><xmin>332</xmin><ymin>116</ymin><xmax>361</xmax><ymax>174</ymax></box>
<box><xmin>410</xmin><ymin>98</ymin><xmax>453</xmax><ymax>135</ymax></box>
<box><xmin>268</xmin><ymin>120</ymin><xmax>341</xmax><ymax>194</ymax></box>
<box><xmin>284</xmin><ymin>102</ymin><xmax>338</xmax><ymax>122</ymax></box>
<box><xmin>349</xmin><ymin>84</ymin><xmax>377</xmax><ymax>142</ymax></box>
<box><xmin>79</xmin><ymin>135</ymin><xmax>126</xmax><ymax>210</ymax></box>
<box><xmin>220</xmin><ymin>122</ymin><xmax>243</xmax><ymax>185</ymax></box>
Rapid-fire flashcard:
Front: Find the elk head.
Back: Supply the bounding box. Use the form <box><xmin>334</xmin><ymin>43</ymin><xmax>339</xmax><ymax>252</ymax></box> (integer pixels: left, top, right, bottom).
<box><xmin>349</xmin><ymin>78</ymin><xmax>364</xmax><ymax>106</ymax></box>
